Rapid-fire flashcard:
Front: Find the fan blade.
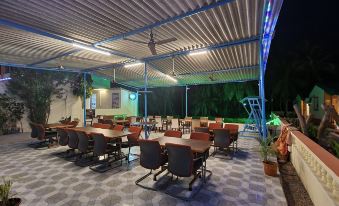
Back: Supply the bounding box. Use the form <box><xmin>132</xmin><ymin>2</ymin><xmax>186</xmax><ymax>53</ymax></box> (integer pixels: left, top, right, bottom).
<box><xmin>123</xmin><ymin>38</ymin><xmax>148</xmax><ymax>44</ymax></box>
<box><xmin>148</xmin><ymin>43</ymin><xmax>157</xmax><ymax>55</ymax></box>
<box><xmin>156</xmin><ymin>37</ymin><xmax>177</xmax><ymax>45</ymax></box>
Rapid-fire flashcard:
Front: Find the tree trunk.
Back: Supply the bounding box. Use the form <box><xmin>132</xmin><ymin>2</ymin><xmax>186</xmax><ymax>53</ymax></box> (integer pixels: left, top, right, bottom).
<box><xmin>317</xmin><ymin>104</ymin><xmax>330</xmax><ymax>140</ymax></box>
<box><xmin>293</xmin><ymin>104</ymin><xmax>309</xmax><ymax>136</ymax></box>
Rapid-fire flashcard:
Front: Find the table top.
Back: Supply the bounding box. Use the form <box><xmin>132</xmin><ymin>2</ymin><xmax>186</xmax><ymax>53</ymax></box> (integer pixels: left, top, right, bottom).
<box><xmin>114</xmin><ymin>120</ymin><xmax>129</xmax><ymax>124</ymax></box>
<box><xmin>73</xmin><ymin>127</ymin><xmax>130</xmax><ymax>139</ymax></box>
<box><xmin>153</xmin><ymin>136</ymin><xmax>211</xmax><ymax>153</ymax></box>
<box><xmin>131</xmin><ymin>122</ymin><xmax>158</xmax><ymax>126</ymax></box>
<box><xmin>45</xmin><ymin>123</ymin><xmax>73</xmax><ymax>129</ymax></box>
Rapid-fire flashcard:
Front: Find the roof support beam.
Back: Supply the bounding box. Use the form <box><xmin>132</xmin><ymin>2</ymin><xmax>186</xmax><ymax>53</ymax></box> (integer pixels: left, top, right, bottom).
<box><xmin>143</xmin><ymin>36</ymin><xmax>259</xmax><ymax>62</ymax></box>
<box><xmin>93</xmin><ymin>0</ymin><xmax>235</xmax><ymax>46</ymax></box>
<box><xmin>0</xmin><ymin>61</ymin><xmax>79</xmax><ymax>73</ymax></box>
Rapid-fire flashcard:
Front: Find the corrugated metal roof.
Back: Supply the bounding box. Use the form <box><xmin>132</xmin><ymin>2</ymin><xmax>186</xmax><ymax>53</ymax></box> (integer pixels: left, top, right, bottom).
<box><xmin>0</xmin><ymin>0</ymin><xmax>284</xmax><ymax>88</ymax></box>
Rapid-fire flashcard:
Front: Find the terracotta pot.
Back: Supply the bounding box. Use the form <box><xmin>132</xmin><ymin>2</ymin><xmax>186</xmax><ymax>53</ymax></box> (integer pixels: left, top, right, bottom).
<box><xmin>263</xmin><ymin>161</ymin><xmax>278</xmax><ymax>176</ymax></box>
<box><xmin>0</xmin><ymin>198</ymin><xmax>21</xmax><ymax>206</ymax></box>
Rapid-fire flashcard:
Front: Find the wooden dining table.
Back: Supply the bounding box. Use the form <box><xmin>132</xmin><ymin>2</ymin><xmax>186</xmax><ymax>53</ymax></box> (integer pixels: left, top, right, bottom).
<box><xmin>45</xmin><ymin>123</ymin><xmax>74</xmax><ymax>129</ymax></box>
<box><xmin>72</xmin><ymin>127</ymin><xmax>130</xmax><ymax>139</ymax></box>
<box><xmin>153</xmin><ymin>136</ymin><xmax>212</xmax><ymax>182</ymax></box>
<box><xmin>153</xmin><ymin>136</ymin><xmax>211</xmax><ymax>153</ymax></box>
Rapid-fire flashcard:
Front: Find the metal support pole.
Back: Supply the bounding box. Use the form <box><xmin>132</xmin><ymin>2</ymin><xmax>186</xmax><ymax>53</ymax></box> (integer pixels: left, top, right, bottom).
<box><xmin>144</xmin><ymin>63</ymin><xmax>148</xmax><ymax>139</ymax></box>
<box><xmin>83</xmin><ymin>72</ymin><xmax>87</xmax><ymax>127</ymax></box>
<box><xmin>185</xmin><ymin>86</ymin><xmax>188</xmax><ymax>117</ymax></box>
<box><xmin>136</xmin><ymin>90</ymin><xmax>139</xmax><ymax>117</ymax></box>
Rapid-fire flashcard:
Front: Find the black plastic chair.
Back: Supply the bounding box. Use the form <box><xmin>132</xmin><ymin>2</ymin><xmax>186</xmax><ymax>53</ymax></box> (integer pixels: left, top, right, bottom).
<box><xmin>212</xmin><ymin>128</ymin><xmax>232</xmax><ymax>158</ymax></box>
<box><xmin>57</xmin><ymin>128</ymin><xmax>68</xmax><ymax>146</ymax></box>
<box><xmin>34</xmin><ymin>124</ymin><xmax>57</xmax><ymax>149</ymax></box>
<box><xmin>136</xmin><ymin>140</ymin><xmax>168</xmax><ymax>187</ymax></box>
<box><xmin>75</xmin><ymin>131</ymin><xmax>94</xmax><ymax>166</ymax></box>
<box><xmin>64</xmin><ymin>129</ymin><xmax>79</xmax><ymax>160</ymax></box>
<box><xmin>89</xmin><ymin>133</ymin><xmax>119</xmax><ymax>172</ymax></box>
<box><xmin>166</xmin><ymin>143</ymin><xmax>203</xmax><ymax>191</ymax></box>
<box><xmin>121</xmin><ymin>126</ymin><xmax>142</xmax><ymax>164</ymax></box>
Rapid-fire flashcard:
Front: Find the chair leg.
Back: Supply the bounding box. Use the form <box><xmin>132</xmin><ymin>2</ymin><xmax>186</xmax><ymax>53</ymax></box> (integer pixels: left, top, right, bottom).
<box><xmin>189</xmin><ymin>171</ymin><xmax>201</xmax><ymax>191</ymax></box>
<box><xmin>153</xmin><ymin>166</ymin><xmax>167</xmax><ymax>181</ymax></box>
<box><xmin>135</xmin><ymin>170</ymin><xmax>152</xmax><ymax>186</ymax></box>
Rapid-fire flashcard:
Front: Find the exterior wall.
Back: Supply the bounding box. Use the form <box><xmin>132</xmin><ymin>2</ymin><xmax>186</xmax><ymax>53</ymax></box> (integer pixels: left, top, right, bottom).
<box><xmin>308</xmin><ymin>85</ymin><xmax>325</xmax><ymax>120</ymax></box>
<box><xmin>282</xmin><ymin>119</ymin><xmax>339</xmax><ymax>206</ymax></box>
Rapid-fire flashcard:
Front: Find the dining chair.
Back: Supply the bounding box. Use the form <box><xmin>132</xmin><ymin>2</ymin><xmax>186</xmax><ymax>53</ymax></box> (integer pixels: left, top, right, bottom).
<box><xmin>215</xmin><ymin>117</ymin><xmax>223</xmax><ymax>124</ymax></box>
<box><xmin>165</xmin><ymin>143</ymin><xmax>203</xmax><ymax>191</ymax></box>
<box><xmin>200</xmin><ymin>117</ymin><xmax>208</xmax><ymax>127</ymax></box>
<box><xmin>99</xmin><ymin>123</ymin><xmax>112</xmax><ymax>129</ymax></box>
<box><xmin>194</xmin><ymin>127</ymin><xmax>209</xmax><ymax>134</ymax></box>
<box><xmin>136</xmin><ymin>139</ymin><xmax>168</xmax><ymax>186</ymax></box>
<box><xmin>190</xmin><ymin>132</ymin><xmax>210</xmax><ymax>141</ymax></box>
<box><xmin>208</xmin><ymin>122</ymin><xmax>222</xmax><ymax>131</ymax></box>
<box><xmin>89</xmin><ymin>133</ymin><xmax>118</xmax><ymax>172</ymax></box>
<box><xmin>224</xmin><ymin>124</ymin><xmax>239</xmax><ymax>151</ymax></box>
<box><xmin>57</xmin><ymin>128</ymin><xmax>69</xmax><ymax>146</ymax></box>
<box><xmin>35</xmin><ymin>124</ymin><xmax>58</xmax><ymax>147</ymax></box>
<box><xmin>154</xmin><ymin>116</ymin><xmax>162</xmax><ymax>132</ymax></box>
<box><xmin>92</xmin><ymin>123</ymin><xmax>102</xmax><ymax>128</ymax></box>
<box><xmin>212</xmin><ymin>128</ymin><xmax>232</xmax><ymax>157</ymax></box>
<box><xmin>121</xmin><ymin>126</ymin><xmax>142</xmax><ymax>163</ymax></box>
<box><xmin>76</xmin><ymin>130</ymin><xmax>94</xmax><ymax>162</ymax></box>
<box><xmin>164</xmin><ymin>130</ymin><xmax>182</xmax><ymax>138</ymax></box>
<box><xmin>113</xmin><ymin>124</ymin><xmax>124</xmax><ymax>131</ymax></box>
<box><xmin>171</xmin><ymin>118</ymin><xmax>179</xmax><ymax>131</ymax></box>
<box><xmin>65</xmin><ymin>129</ymin><xmax>79</xmax><ymax>159</ymax></box>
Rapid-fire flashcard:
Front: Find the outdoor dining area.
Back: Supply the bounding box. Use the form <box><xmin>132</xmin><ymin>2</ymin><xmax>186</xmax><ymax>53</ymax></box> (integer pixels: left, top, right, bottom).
<box><xmin>0</xmin><ymin>0</ymin><xmax>289</xmax><ymax>205</ymax></box>
<box><xmin>0</xmin><ymin>118</ymin><xmax>287</xmax><ymax>205</ymax></box>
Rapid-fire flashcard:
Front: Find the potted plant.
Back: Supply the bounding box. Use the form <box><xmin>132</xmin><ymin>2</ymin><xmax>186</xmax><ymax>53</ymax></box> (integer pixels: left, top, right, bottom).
<box><xmin>258</xmin><ymin>133</ymin><xmax>278</xmax><ymax>176</ymax></box>
<box><xmin>0</xmin><ymin>178</ymin><xmax>21</xmax><ymax>206</ymax></box>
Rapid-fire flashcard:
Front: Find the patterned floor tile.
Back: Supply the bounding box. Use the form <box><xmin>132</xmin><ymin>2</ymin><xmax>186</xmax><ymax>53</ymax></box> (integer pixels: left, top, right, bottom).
<box><xmin>0</xmin><ymin>132</ymin><xmax>287</xmax><ymax>206</ymax></box>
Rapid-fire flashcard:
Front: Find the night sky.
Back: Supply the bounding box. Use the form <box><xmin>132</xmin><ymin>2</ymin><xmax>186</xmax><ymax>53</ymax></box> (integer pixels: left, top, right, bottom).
<box><xmin>270</xmin><ymin>0</ymin><xmax>339</xmax><ymax>53</ymax></box>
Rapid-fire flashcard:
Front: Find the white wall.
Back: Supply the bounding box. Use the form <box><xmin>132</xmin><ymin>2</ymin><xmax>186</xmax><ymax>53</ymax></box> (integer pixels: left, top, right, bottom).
<box><xmin>93</xmin><ymin>88</ymin><xmax>138</xmax><ymax>117</ymax></box>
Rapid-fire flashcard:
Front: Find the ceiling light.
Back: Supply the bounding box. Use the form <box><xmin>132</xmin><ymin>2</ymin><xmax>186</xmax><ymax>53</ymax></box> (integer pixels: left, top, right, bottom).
<box><xmin>124</xmin><ymin>62</ymin><xmax>143</xmax><ymax>68</ymax></box>
<box><xmin>72</xmin><ymin>43</ymin><xmax>111</xmax><ymax>56</ymax></box>
<box><xmin>165</xmin><ymin>75</ymin><xmax>178</xmax><ymax>83</ymax></box>
<box><xmin>189</xmin><ymin>50</ymin><xmax>208</xmax><ymax>56</ymax></box>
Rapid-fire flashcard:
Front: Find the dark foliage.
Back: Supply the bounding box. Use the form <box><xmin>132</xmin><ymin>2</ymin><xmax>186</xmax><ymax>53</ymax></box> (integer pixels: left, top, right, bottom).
<box><xmin>0</xmin><ymin>94</ymin><xmax>24</xmax><ymax>134</ymax></box>
<box><xmin>6</xmin><ymin>68</ymin><xmax>68</xmax><ymax>124</ymax></box>
<box><xmin>138</xmin><ymin>81</ymin><xmax>258</xmax><ymax>118</ymax></box>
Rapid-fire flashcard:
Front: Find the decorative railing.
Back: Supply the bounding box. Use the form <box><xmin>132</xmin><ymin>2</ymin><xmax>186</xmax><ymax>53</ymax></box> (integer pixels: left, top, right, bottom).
<box><xmin>282</xmin><ymin>119</ymin><xmax>339</xmax><ymax>206</ymax></box>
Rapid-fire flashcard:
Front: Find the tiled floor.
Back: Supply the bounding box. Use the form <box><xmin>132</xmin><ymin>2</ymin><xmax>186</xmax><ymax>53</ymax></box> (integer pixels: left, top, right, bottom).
<box><xmin>0</xmin><ymin>132</ymin><xmax>287</xmax><ymax>206</ymax></box>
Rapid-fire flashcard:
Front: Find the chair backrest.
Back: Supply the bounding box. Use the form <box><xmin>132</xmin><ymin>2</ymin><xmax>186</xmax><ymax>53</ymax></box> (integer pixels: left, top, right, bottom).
<box><xmin>66</xmin><ymin>129</ymin><xmax>79</xmax><ymax>149</ymax></box>
<box><xmin>130</xmin><ymin>116</ymin><xmax>137</xmax><ymax>123</ymax></box>
<box><xmin>166</xmin><ymin>143</ymin><xmax>193</xmax><ymax>177</ymax></box>
<box><xmin>171</xmin><ymin>118</ymin><xmax>179</xmax><ymax>129</ymax></box>
<box><xmin>92</xmin><ymin>123</ymin><xmax>102</xmax><ymax>128</ymax></box>
<box><xmin>155</xmin><ymin>116</ymin><xmax>162</xmax><ymax>127</ymax></box>
<box><xmin>76</xmin><ymin>131</ymin><xmax>90</xmax><ymax>153</ymax></box>
<box><xmin>224</xmin><ymin>124</ymin><xmax>239</xmax><ymax>134</ymax></box>
<box><xmin>215</xmin><ymin>117</ymin><xmax>223</xmax><ymax>123</ymax></box>
<box><xmin>57</xmin><ymin>128</ymin><xmax>68</xmax><ymax>146</ymax></box>
<box><xmin>164</xmin><ymin>130</ymin><xmax>182</xmax><ymax>138</ymax></box>
<box><xmin>29</xmin><ymin>123</ymin><xmax>38</xmax><ymax>138</ymax></box>
<box><xmin>208</xmin><ymin>122</ymin><xmax>222</xmax><ymax>130</ymax></box>
<box><xmin>194</xmin><ymin>127</ymin><xmax>209</xmax><ymax>134</ymax></box>
<box><xmin>127</xmin><ymin>126</ymin><xmax>142</xmax><ymax>144</ymax></box>
<box><xmin>190</xmin><ymin>132</ymin><xmax>210</xmax><ymax>141</ymax></box>
<box><xmin>213</xmin><ymin>129</ymin><xmax>231</xmax><ymax>148</ymax></box>
<box><xmin>185</xmin><ymin>116</ymin><xmax>192</xmax><ymax>121</ymax></box>
<box><xmin>113</xmin><ymin>124</ymin><xmax>124</xmax><ymax>131</ymax></box>
<box><xmin>35</xmin><ymin>124</ymin><xmax>46</xmax><ymax>140</ymax></box>
<box><xmin>91</xmin><ymin>133</ymin><xmax>108</xmax><ymax>156</ymax></box>
<box><xmin>200</xmin><ymin>117</ymin><xmax>208</xmax><ymax>121</ymax></box>
<box><xmin>139</xmin><ymin>139</ymin><xmax>163</xmax><ymax>170</ymax></box>
<box><xmin>167</xmin><ymin>116</ymin><xmax>173</xmax><ymax>121</ymax></box>
<box><xmin>99</xmin><ymin>123</ymin><xmax>112</xmax><ymax>129</ymax></box>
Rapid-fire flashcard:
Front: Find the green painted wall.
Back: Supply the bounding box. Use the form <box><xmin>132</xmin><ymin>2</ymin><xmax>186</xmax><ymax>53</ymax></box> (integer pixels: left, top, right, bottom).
<box><xmin>92</xmin><ymin>75</ymin><xmax>111</xmax><ymax>89</ymax></box>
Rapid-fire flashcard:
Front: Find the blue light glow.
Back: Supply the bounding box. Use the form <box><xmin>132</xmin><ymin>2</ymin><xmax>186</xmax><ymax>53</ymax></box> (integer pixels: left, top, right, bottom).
<box><xmin>129</xmin><ymin>93</ymin><xmax>137</xmax><ymax>100</ymax></box>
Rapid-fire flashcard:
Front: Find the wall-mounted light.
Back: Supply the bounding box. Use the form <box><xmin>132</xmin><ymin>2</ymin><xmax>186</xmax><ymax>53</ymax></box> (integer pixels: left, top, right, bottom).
<box><xmin>129</xmin><ymin>93</ymin><xmax>137</xmax><ymax>100</ymax></box>
<box><xmin>72</xmin><ymin>42</ymin><xmax>111</xmax><ymax>56</ymax></box>
<box><xmin>189</xmin><ymin>50</ymin><xmax>208</xmax><ymax>56</ymax></box>
<box><xmin>124</xmin><ymin>62</ymin><xmax>143</xmax><ymax>68</ymax></box>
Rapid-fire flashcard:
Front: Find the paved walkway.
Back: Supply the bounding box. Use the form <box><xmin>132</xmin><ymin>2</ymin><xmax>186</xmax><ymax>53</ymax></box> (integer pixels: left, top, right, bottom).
<box><xmin>0</xmin><ymin>132</ymin><xmax>287</xmax><ymax>206</ymax></box>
